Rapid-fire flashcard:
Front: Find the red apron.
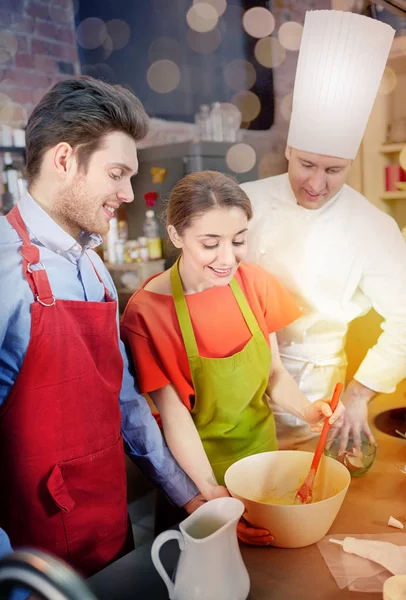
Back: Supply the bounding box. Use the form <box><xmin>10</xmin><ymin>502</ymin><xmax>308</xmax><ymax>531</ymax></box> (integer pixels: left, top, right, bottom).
<box><xmin>0</xmin><ymin>206</ymin><xmax>133</xmax><ymax>576</ymax></box>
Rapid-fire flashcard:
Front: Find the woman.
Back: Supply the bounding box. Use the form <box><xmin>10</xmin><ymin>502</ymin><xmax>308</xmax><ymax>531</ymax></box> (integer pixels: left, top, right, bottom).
<box><xmin>121</xmin><ymin>171</ymin><xmax>344</xmax><ymax>544</ymax></box>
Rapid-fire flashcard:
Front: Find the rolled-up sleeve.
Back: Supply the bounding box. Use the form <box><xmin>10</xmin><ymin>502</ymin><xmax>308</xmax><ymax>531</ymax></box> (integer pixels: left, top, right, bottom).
<box><xmin>354</xmin><ymin>217</ymin><xmax>406</xmax><ymax>393</ymax></box>
<box><xmin>100</xmin><ymin>266</ymin><xmax>198</xmax><ymax>507</ymax></box>
<box><xmin>118</xmin><ymin>337</ymin><xmax>199</xmax><ymax>506</ymax></box>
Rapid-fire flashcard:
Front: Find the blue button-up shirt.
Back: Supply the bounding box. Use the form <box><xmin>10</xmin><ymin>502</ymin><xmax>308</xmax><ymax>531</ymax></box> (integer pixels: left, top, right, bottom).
<box><xmin>0</xmin><ymin>528</ymin><xmax>29</xmax><ymax>600</ymax></box>
<box><xmin>0</xmin><ymin>193</ymin><xmax>198</xmax><ymax>510</ymax></box>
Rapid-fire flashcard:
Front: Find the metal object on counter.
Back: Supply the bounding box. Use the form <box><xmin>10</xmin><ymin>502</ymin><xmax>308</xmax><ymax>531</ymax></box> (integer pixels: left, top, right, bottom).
<box><xmin>0</xmin><ymin>549</ymin><xmax>98</xmax><ymax>600</ymax></box>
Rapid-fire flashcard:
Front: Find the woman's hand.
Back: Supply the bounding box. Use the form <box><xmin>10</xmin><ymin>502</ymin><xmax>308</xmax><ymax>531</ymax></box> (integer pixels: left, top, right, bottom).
<box><xmin>203</xmin><ymin>485</ymin><xmax>274</xmax><ymax>546</ymax></box>
<box><xmin>303</xmin><ymin>399</ymin><xmax>345</xmax><ymax>432</ymax></box>
<box><xmin>237</xmin><ymin>517</ymin><xmax>274</xmax><ymax>546</ymax></box>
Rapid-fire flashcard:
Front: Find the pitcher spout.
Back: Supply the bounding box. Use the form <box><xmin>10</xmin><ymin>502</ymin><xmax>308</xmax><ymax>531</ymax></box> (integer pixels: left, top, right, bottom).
<box><xmin>180</xmin><ymin>497</ymin><xmax>245</xmax><ymax>542</ymax></box>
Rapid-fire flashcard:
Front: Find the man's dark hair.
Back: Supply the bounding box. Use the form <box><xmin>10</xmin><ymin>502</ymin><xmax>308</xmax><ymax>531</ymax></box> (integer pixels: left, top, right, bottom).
<box><xmin>25</xmin><ymin>76</ymin><xmax>149</xmax><ymax>184</ymax></box>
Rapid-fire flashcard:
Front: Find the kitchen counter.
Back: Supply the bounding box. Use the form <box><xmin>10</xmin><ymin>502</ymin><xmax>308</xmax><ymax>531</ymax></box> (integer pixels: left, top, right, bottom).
<box><xmin>89</xmin><ymin>391</ymin><xmax>406</xmax><ymax>600</ymax></box>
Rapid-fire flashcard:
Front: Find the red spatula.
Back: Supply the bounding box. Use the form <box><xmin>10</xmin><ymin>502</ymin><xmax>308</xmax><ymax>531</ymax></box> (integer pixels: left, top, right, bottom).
<box><xmin>295</xmin><ymin>382</ymin><xmax>343</xmax><ymax>505</ymax></box>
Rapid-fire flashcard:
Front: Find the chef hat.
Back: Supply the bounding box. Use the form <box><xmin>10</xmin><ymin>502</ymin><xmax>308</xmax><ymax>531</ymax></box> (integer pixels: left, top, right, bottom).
<box><xmin>287</xmin><ymin>10</ymin><xmax>395</xmax><ymax>159</ymax></box>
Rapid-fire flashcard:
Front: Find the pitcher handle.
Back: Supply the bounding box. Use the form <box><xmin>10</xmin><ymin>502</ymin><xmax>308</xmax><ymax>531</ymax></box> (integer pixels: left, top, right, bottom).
<box><xmin>151</xmin><ymin>530</ymin><xmax>185</xmax><ymax>600</ymax></box>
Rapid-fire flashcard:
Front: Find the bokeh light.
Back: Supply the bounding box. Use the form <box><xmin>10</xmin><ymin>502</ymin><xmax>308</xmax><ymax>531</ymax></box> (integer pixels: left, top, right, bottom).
<box><xmin>280</xmin><ymin>92</ymin><xmax>293</xmax><ymax>121</ymax></box>
<box><xmin>278</xmin><ymin>21</ymin><xmax>303</xmax><ymax>51</ymax></box>
<box><xmin>106</xmin><ymin>20</ymin><xmax>131</xmax><ymax>51</ymax></box>
<box><xmin>149</xmin><ymin>37</ymin><xmax>183</xmax><ymax>63</ymax></box>
<box><xmin>187</xmin><ymin>3</ymin><xmax>219</xmax><ymax>33</ymax></box>
<box><xmin>231</xmin><ymin>91</ymin><xmax>261</xmax><ymax>122</ymax></box>
<box><xmin>147</xmin><ymin>60</ymin><xmax>181</xmax><ymax>94</ymax></box>
<box><xmin>193</xmin><ymin>0</ymin><xmax>227</xmax><ymax>17</ymax></box>
<box><xmin>102</xmin><ymin>34</ymin><xmax>114</xmax><ymax>60</ymax></box>
<box><xmin>187</xmin><ymin>28</ymin><xmax>222</xmax><ymax>54</ymax></box>
<box><xmin>0</xmin><ymin>94</ymin><xmax>16</xmax><ymax>124</ymax></box>
<box><xmin>399</xmin><ymin>146</ymin><xmax>406</xmax><ymax>171</ymax></box>
<box><xmin>224</xmin><ymin>59</ymin><xmax>256</xmax><ymax>91</ymax></box>
<box><xmin>378</xmin><ymin>67</ymin><xmax>397</xmax><ymax>95</ymax></box>
<box><xmin>0</xmin><ymin>31</ymin><xmax>18</xmax><ymax>63</ymax></box>
<box><xmin>76</xmin><ymin>18</ymin><xmax>107</xmax><ymax>50</ymax></box>
<box><xmin>242</xmin><ymin>7</ymin><xmax>275</xmax><ymax>39</ymax></box>
<box><xmin>226</xmin><ymin>143</ymin><xmax>256</xmax><ymax>173</ymax></box>
<box><xmin>255</xmin><ymin>37</ymin><xmax>286</xmax><ymax>68</ymax></box>
<box><xmin>220</xmin><ymin>102</ymin><xmax>242</xmax><ymax>130</ymax></box>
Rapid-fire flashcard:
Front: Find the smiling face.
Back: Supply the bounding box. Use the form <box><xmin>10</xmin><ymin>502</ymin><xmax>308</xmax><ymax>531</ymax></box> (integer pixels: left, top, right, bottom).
<box><xmin>286</xmin><ymin>147</ymin><xmax>352</xmax><ymax>210</ymax></box>
<box><xmin>168</xmin><ymin>206</ymin><xmax>249</xmax><ymax>292</ymax></box>
<box><xmin>53</xmin><ymin>131</ymin><xmax>138</xmax><ymax>237</ymax></box>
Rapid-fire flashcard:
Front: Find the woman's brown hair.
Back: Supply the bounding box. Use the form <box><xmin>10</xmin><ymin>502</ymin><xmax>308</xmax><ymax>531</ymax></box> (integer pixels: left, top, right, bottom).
<box><xmin>166</xmin><ymin>170</ymin><xmax>252</xmax><ymax>236</ymax></box>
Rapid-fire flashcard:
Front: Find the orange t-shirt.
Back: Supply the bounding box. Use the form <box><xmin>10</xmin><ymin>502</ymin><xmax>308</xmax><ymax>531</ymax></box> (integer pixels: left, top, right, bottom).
<box><xmin>120</xmin><ymin>262</ymin><xmax>301</xmax><ymax>411</ymax></box>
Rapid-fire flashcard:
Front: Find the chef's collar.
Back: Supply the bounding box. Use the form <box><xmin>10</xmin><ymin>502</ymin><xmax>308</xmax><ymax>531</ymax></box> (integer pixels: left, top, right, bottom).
<box><xmin>18</xmin><ymin>192</ymin><xmax>102</xmax><ymax>263</ymax></box>
<box><xmin>284</xmin><ymin>174</ymin><xmax>344</xmax><ymax>214</ymax></box>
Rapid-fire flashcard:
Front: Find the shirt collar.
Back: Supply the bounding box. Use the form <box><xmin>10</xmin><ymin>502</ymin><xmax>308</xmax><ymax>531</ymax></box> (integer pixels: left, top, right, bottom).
<box><xmin>17</xmin><ymin>193</ymin><xmax>102</xmax><ymax>259</ymax></box>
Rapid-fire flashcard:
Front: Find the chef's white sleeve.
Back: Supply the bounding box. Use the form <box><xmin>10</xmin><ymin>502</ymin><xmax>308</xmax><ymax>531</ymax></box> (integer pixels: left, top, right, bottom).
<box><xmin>354</xmin><ymin>215</ymin><xmax>406</xmax><ymax>393</ymax></box>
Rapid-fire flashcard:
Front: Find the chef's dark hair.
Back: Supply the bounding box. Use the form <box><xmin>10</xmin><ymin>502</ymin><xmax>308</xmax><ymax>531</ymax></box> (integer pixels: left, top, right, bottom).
<box><xmin>25</xmin><ymin>76</ymin><xmax>149</xmax><ymax>185</ymax></box>
<box><xmin>167</xmin><ymin>170</ymin><xmax>253</xmax><ymax>236</ymax></box>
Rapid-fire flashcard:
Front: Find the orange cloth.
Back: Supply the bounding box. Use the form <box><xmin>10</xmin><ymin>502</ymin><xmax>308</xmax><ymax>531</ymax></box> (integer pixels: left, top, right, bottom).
<box><xmin>120</xmin><ymin>263</ymin><xmax>301</xmax><ymax>411</ymax></box>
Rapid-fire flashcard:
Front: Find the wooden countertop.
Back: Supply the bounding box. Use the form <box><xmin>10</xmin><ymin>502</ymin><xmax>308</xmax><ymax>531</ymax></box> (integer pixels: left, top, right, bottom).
<box><xmin>89</xmin><ymin>390</ymin><xmax>406</xmax><ymax>600</ymax></box>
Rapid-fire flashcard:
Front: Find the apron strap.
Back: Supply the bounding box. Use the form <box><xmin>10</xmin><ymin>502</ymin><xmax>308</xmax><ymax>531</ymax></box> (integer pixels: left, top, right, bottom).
<box><xmin>170</xmin><ymin>257</ymin><xmax>261</xmax><ymax>360</ymax></box>
<box><xmin>85</xmin><ymin>252</ymin><xmax>115</xmax><ymax>302</ymax></box>
<box><xmin>170</xmin><ymin>257</ymin><xmax>199</xmax><ymax>359</ymax></box>
<box><xmin>6</xmin><ymin>205</ymin><xmax>55</xmax><ymax>306</ymax></box>
<box><xmin>229</xmin><ymin>277</ymin><xmax>261</xmax><ymax>337</ymax></box>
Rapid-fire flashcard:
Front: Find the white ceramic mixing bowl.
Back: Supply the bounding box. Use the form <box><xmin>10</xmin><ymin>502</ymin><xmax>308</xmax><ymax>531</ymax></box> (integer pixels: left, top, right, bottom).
<box><xmin>224</xmin><ymin>450</ymin><xmax>350</xmax><ymax>548</ymax></box>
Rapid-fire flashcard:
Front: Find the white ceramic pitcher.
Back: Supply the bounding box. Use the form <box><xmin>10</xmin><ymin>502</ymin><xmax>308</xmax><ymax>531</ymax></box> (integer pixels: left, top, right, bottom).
<box><xmin>151</xmin><ymin>497</ymin><xmax>250</xmax><ymax>600</ymax></box>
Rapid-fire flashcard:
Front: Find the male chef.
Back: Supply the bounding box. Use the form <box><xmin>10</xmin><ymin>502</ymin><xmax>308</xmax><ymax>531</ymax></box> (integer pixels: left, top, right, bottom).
<box><xmin>242</xmin><ymin>10</ymin><xmax>406</xmax><ymax>451</ymax></box>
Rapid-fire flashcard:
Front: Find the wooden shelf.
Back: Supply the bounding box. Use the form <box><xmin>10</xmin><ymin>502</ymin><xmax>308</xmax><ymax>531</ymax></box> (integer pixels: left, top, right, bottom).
<box><xmin>380</xmin><ymin>143</ymin><xmax>406</xmax><ymax>154</ymax></box>
<box><xmin>381</xmin><ymin>191</ymin><xmax>406</xmax><ymax>201</ymax></box>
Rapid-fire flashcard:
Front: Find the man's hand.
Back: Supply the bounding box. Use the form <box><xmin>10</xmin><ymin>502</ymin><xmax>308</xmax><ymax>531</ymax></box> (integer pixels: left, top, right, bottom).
<box><xmin>183</xmin><ymin>486</ymin><xmax>274</xmax><ymax>546</ymax></box>
<box><xmin>183</xmin><ymin>485</ymin><xmax>229</xmax><ymax>514</ymax></box>
<box><xmin>183</xmin><ymin>493</ymin><xmax>206</xmax><ymax>515</ymax></box>
<box><xmin>327</xmin><ymin>379</ymin><xmax>376</xmax><ymax>453</ymax></box>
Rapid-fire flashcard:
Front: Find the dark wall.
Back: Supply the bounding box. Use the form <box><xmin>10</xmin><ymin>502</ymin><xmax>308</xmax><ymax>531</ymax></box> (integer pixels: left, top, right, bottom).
<box><xmin>76</xmin><ymin>0</ymin><xmax>274</xmax><ymax>130</ymax></box>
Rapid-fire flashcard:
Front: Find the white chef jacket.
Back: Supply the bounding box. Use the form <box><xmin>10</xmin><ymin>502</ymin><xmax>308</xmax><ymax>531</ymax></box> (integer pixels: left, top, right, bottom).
<box><xmin>242</xmin><ymin>174</ymin><xmax>406</xmax><ymax>440</ymax></box>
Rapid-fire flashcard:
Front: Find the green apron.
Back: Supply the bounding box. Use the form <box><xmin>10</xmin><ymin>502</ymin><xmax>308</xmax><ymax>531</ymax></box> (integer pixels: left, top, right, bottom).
<box><xmin>170</xmin><ymin>259</ymin><xmax>278</xmax><ymax>485</ymax></box>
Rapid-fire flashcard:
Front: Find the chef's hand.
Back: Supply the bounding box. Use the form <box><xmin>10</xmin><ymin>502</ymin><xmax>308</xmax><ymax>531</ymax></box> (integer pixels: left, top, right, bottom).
<box><xmin>303</xmin><ymin>398</ymin><xmax>345</xmax><ymax>432</ymax></box>
<box><xmin>184</xmin><ymin>486</ymin><xmax>274</xmax><ymax>546</ymax></box>
<box><xmin>327</xmin><ymin>380</ymin><xmax>376</xmax><ymax>454</ymax></box>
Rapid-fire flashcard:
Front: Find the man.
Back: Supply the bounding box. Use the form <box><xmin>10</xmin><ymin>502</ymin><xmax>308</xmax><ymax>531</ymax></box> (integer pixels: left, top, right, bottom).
<box><xmin>242</xmin><ymin>10</ymin><xmax>406</xmax><ymax>451</ymax></box>
<box><xmin>0</xmin><ymin>76</ymin><xmax>202</xmax><ymax>577</ymax></box>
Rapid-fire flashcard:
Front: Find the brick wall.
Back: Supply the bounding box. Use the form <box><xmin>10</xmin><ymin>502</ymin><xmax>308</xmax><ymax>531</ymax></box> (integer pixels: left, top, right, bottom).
<box><xmin>0</xmin><ymin>0</ymin><xmax>80</xmax><ymax>128</ymax></box>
